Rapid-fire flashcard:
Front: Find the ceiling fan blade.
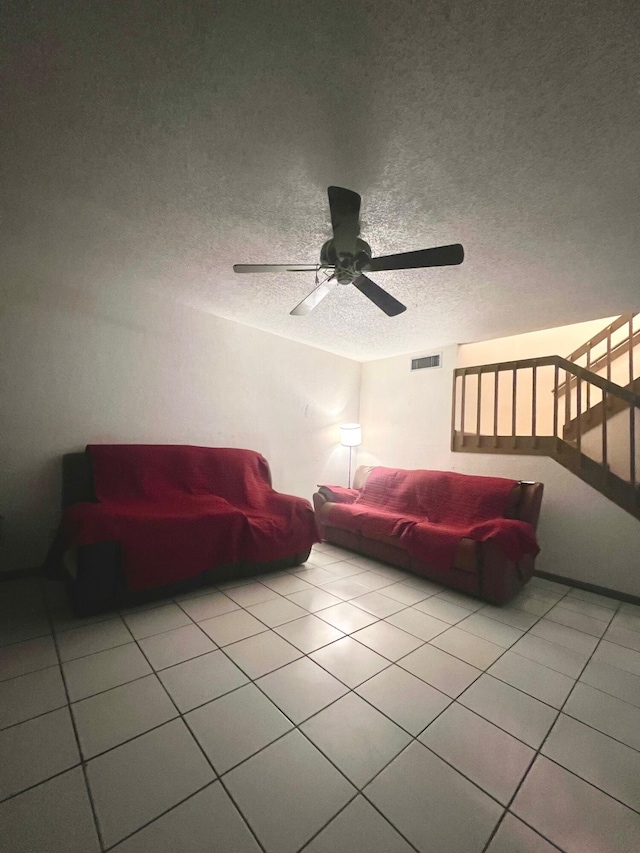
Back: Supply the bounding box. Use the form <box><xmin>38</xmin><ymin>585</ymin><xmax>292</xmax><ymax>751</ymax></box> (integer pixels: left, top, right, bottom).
<box><xmin>368</xmin><ymin>243</ymin><xmax>464</xmax><ymax>272</ymax></box>
<box><xmin>233</xmin><ymin>264</ymin><xmax>320</xmax><ymax>273</ymax></box>
<box><xmin>290</xmin><ymin>276</ymin><xmax>338</xmax><ymax>316</ymax></box>
<box><xmin>352</xmin><ymin>275</ymin><xmax>406</xmax><ymax>317</ymax></box>
<box><xmin>327</xmin><ymin>186</ymin><xmax>361</xmax><ymax>256</ymax></box>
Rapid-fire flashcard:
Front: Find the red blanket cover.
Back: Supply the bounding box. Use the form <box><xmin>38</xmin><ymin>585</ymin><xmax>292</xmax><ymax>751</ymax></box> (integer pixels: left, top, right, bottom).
<box><xmin>323</xmin><ymin>467</ymin><xmax>539</xmax><ymax>572</ymax></box>
<box><xmin>62</xmin><ymin>445</ymin><xmax>320</xmax><ymax>592</ymax></box>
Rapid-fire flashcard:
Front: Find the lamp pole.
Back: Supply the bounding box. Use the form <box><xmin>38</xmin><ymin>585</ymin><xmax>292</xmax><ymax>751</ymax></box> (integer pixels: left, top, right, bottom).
<box><xmin>339</xmin><ymin>423</ymin><xmax>362</xmax><ymax>489</ymax></box>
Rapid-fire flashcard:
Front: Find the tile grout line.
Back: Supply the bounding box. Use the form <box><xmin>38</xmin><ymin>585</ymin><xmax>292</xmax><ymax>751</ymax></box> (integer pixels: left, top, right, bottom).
<box><xmin>41</xmin><ymin>580</ymin><xmax>107</xmax><ymax>853</ymax></box>
<box><xmin>1</xmin><ymin>571</ymin><xmax>632</xmax><ymax>744</ymax></box>
<box><xmin>38</xmin><ymin>577</ymin><xmax>634</xmax><ymax>710</ymax></box>
<box><xmin>109</xmin><ymin>555</ymin><xmax>433</xmax><ymax>851</ymax></box>
<box><xmin>73</xmin><ymin>608</ymin><xmax>255</xmax><ymax>852</ymax></box>
<box><xmin>102</xmin><ymin>602</ymin><xmax>271</xmax><ymax>853</ymax></box>
<box><xmin>234</xmin><ymin>663</ymin><xmax>426</xmax><ymax>852</ymax></box>
<box><xmin>156</xmin><ymin>561</ymin><xmax>453</xmax><ymax>849</ymax></box>
<box><xmin>5</xmin><ymin>578</ymin><xmax>635</xmax><ymax>820</ymax></box>
<box><xmin>0</xmin><ymin>568</ymin><xmax>623</xmax><ymax>753</ymax></box>
<box><xmin>0</xmin><ymin>558</ymin><xmax>598</xmax><ymax>652</ymax></box>
<box><xmin>186</xmin><ymin>578</ymin><xmax>574</xmax><ymax>847</ymax></box>
<box><xmin>5</xmin><ymin>556</ymin><xmax>626</xmax><ymax>647</ymax></box>
<box><xmin>2</xmin><ymin>555</ymin><xmax>637</xmax><ymax>852</ymax></box>
<box><xmin>334</xmin><ymin>594</ymin><xmax>580</xmax><ymax>838</ymax></box>
<box><xmin>3</xmin><ymin>564</ymin><xmax>395</xmax><ymax>740</ymax></box>
<box><xmin>81</xmin><ymin>563</ymin><xmax>640</xmax><ymax>846</ymax></box>
<box><xmin>479</xmin><ymin>596</ymin><xmax>623</xmax><ymax>853</ymax></box>
<box><xmin>46</xmin><ymin>561</ymin><xmax>401</xmax><ymax>707</ymax></box>
<box><xmin>0</xmin><ymin>584</ymin><xmax>616</xmax><ymax>852</ymax></box>
<box><xmin>483</xmin><ymin>594</ymin><xmax>623</xmax><ymax>844</ymax></box>
<box><xmin>328</xmin><ymin>584</ymin><xmax>640</xmax><ymax>848</ymax></box>
<box><xmin>296</xmin><ymin>789</ymin><xmax>422</xmax><ymax>853</ymax></box>
<box><xmin>99</xmin><ymin>781</ymin><xmax>223</xmax><ymax>853</ymax></box>
<box><xmin>132</xmin><ymin>575</ymin><xmax>630</xmax><ymax>849</ymax></box>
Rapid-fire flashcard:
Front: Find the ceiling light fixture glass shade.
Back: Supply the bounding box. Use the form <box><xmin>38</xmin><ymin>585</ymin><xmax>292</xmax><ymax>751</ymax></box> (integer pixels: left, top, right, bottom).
<box><xmin>340</xmin><ymin>423</ymin><xmax>362</xmax><ymax>447</ymax></box>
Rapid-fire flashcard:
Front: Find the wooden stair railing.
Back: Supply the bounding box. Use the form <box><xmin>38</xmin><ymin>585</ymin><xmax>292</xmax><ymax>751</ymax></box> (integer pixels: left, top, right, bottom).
<box><xmin>452</xmin><ymin>355</ymin><xmax>640</xmax><ymax>520</ymax></box>
<box><xmin>563</xmin><ymin>376</ymin><xmax>640</xmax><ymax>441</ymax></box>
<box><xmin>553</xmin><ymin>312</ymin><xmax>639</xmax><ymax>442</ymax></box>
<box><xmin>555</xmin><ymin>312</ymin><xmax>639</xmax><ymax>399</ymax></box>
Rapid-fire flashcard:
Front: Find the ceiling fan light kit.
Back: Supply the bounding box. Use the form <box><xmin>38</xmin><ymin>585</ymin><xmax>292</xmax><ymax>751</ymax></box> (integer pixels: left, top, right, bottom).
<box><xmin>233</xmin><ymin>187</ymin><xmax>464</xmax><ymax>317</ymax></box>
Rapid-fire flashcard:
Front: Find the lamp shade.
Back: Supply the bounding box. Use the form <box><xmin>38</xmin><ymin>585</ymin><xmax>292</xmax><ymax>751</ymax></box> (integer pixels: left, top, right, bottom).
<box><xmin>340</xmin><ymin>423</ymin><xmax>362</xmax><ymax>447</ymax></box>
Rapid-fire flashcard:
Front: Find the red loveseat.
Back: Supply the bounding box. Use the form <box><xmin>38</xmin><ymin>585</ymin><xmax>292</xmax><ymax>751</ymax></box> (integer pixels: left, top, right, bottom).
<box><xmin>47</xmin><ymin>445</ymin><xmax>320</xmax><ymax>614</ymax></box>
<box><xmin>313</xmin><ymin>466</ymin><xmax>543</xmax><ymax>604</ymax></box>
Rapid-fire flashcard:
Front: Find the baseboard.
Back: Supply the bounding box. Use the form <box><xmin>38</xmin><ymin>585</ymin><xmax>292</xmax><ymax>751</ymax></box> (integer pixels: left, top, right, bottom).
<box><xmin>0</xmin><ymin>566</ymin><xmax>43</xmax><ymax>582</ymax></box>
<box><xmin>534</xmin><ymin>570</ymin><xmax>640</xmax><ymax>607</ymax></box>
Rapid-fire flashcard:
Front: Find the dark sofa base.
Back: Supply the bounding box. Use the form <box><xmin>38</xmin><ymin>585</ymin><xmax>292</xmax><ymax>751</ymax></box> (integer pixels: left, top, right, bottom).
<box><xmin>45</xmin><ymin>542</ymin><xmax>312</xmax><ymax>616</ymax></box>
<box><xmin>322</xmin><ymin>525</ymin><xmax>533</xmax><ymax>605</ymax></box>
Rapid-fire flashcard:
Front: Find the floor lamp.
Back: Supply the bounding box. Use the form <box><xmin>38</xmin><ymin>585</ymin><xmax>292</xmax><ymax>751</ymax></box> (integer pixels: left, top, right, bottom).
<box><xmin>340</xmin><ymin>423</ymin><xmax>362</xmax><ymax>488</ymax></box>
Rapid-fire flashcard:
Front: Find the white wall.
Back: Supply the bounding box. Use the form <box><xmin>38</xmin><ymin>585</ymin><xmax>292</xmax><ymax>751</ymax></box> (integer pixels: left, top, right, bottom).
<box><xmin>358</xmin><ymin>318</ymin><xmax>640</xmax><ymax>596</ymax></box>
<box><xmin>456</xmin><ymin>317</ymin><xmax>617</xmax><ymax>368</ymax></box>
<box><xmin>0</xmin><ymin>292</ymin><xmax>361</xmax><ymax>572</ymax></box>
<box><xmin>358</xmin><ymin>345</ymin><xmax>458</xmax><ymax>471</ymax></box>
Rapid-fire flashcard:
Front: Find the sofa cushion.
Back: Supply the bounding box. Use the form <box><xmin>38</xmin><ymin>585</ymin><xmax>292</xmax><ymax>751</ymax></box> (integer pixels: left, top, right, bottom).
<box><xmin>361</xmin><ymin>523</ymin><xmax>479</xmax><ymax>573</ymax></box>
<box><xmin>321</xmin><ymin>501</ymin><xmax>423</xmax><ymax>536</ymax></box>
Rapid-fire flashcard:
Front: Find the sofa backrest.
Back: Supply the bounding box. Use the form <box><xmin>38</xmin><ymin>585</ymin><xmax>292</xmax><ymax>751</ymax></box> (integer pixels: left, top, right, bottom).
<box><xmin>352</xmin><ymin>465</ymin><xmax>544</xmax><ymax>530</ymax></box>
<box><xmin>353</xmin><ymin>465</ymin><xmax>376</xmax><ymax>490</ymax></box>
<box><xmin>61</xmin><ymin>445</ymin><xmax>275</xmax><ymax>509</ymax></box>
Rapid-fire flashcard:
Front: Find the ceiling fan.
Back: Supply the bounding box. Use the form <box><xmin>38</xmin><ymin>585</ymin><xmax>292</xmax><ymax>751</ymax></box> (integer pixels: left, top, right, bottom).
<box><xmin>233</xmin><ymin>186</ymin><xmax>464</xmax><ymax>317</ymax></box>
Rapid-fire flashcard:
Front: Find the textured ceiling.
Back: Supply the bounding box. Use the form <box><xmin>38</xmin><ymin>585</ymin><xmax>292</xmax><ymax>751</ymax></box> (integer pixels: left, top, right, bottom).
<box><xmin>3</xmin><ymin>0</ymin><xmax>640</xmax><ymax>360</ymax></box>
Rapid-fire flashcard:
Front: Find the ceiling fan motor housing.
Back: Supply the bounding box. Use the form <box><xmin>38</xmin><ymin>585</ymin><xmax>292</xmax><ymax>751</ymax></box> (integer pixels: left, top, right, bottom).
<box><xmin>320</xmin><ymin>238</ymin><xmax>372</xmax><ymax>283</ymax></box>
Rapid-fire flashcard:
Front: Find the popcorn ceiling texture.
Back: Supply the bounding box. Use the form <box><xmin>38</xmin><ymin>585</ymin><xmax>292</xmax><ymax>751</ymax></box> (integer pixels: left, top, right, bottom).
<box><xmin>3</xmin><ymin>0</ymin><xmax>639</xmax><ymax>360</ymax></box>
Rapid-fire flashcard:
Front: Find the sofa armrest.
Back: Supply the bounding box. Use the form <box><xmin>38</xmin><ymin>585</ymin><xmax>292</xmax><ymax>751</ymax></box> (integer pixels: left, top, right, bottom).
<box><xmin>316</xmin><ymin>485</ymin><xmax>359</xmax><ymax>504</ymax></box>
<box><xmin>313</xmin><ymin>491</ymin><xmax>327</xmax><ymax>514</ymax></box>
<box><xmin>515</xmin><ymin>482</ymin><xmax>544</xmax><ymax>530</ymax></box>
<box><xmin>313</xmin><ymin>485</ymin><xmax>359</xmax><ymax>516</ymax></box>
<box><xmin>62</xmin><ymin>452</ymin><xmax>97</xmax><ymax>511</ymax></box>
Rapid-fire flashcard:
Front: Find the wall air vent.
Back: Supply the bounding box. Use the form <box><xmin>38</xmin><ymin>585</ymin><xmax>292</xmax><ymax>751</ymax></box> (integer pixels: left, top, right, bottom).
<box><xmin>411</xmin><ymin>353</ymin><xmax>442</xmax><ymax>371</ymax></box>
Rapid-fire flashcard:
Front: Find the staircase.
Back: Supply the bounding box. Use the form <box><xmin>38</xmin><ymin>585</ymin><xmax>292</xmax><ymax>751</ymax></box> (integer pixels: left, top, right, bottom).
<box><xmin>451</xmin><ymin>314</ymin><xmax>640</xmax><ymax>520</ymax></box>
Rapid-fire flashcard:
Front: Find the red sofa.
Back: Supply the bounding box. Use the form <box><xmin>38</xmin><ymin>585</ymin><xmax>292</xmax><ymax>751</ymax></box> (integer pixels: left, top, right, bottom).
<box><xmin>313</xmin><ymin>466</ymin><xmax>543</xmax><ymax>604</ymax></box>
<box><xmin>47</xmin><ymin>445</ymin><xmax>319</xmax><ymax>614</ymax></box>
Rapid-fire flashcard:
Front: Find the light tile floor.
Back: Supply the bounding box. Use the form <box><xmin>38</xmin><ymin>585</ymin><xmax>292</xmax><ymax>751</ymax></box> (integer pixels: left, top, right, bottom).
<box><xmin>2</xmin><ymin>547</ymin><xmax>640</xmax><ymax>851</ymax></box>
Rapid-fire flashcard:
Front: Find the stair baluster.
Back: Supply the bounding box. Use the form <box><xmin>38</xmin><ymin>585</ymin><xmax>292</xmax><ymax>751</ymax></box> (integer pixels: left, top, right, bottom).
<box><xmin>512</xmin><ymin>364</ymin><xmax>517</xmax><ymax>449</ymax></box>
<box><xmin>602</xmin><ymin>391</ymin><xmax>608</xmax><ymax>471</ymax></box>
